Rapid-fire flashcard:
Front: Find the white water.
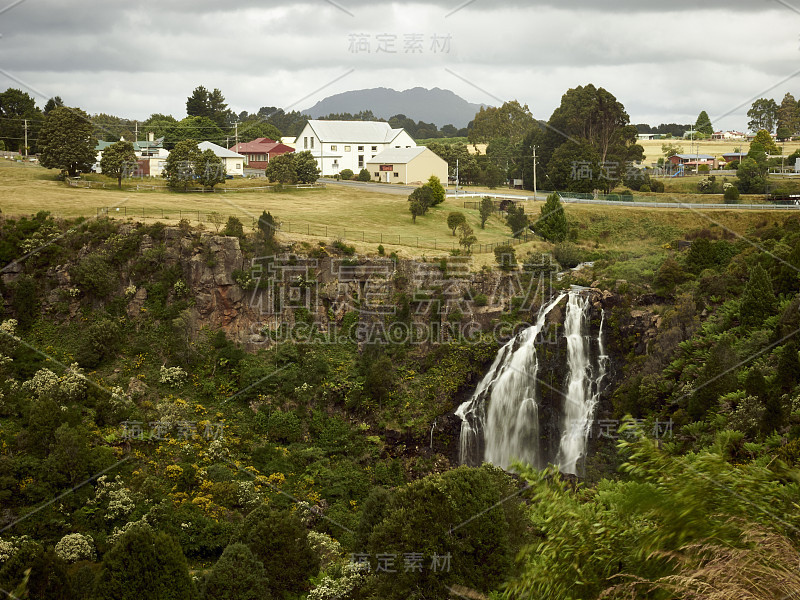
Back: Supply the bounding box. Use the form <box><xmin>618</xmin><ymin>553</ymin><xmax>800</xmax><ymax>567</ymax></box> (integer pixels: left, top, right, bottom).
<box><xmin>455</xmin><ymin>292</ymin><xmax>566</xmax><ymax>469</ymax></box>
<box><xmin>456</xmin><ymin>288</ymin><xmax>607</xmax><ymax>475</ymax></box>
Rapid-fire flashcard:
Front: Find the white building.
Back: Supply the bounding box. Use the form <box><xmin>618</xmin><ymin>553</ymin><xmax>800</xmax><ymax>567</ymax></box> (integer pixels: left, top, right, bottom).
<box><xmin>94</xmin><ymin>133</ymin><xmax>170</xmax><ymax>177</ymax></box>
<box><xmin>366</xmin><ymin>147</ymin><xmax>448</xmax><ymax>185</ymax></box>
<box><xmin>198</xmin><ymin>141</ymin><xmax>246</xmax><ymax>177</ymax></box>
<box><xmin>294</xmin><ymin>120</ymin><xmax>416</xmax><ymax>176</ymax></box>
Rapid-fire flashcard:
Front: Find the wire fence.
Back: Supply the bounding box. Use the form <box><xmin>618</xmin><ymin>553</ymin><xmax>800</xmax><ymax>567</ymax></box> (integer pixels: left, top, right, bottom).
<box><xmin>69</xmin><ymin>179</ymin><xmax>325</xmax><ymax>192</ymax></box>
<box><xmin>94</xmin><ymin>207</ymin><xmax>535</xmax><ymax>254</ymax></box>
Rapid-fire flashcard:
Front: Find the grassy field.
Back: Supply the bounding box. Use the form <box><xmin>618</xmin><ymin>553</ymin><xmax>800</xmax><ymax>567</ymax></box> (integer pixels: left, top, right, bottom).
<box><xmin>3</xmin><ymin>160</ymin><xmax>798</xmax><ymax>266</ymax></box>
<box><xmin>638</xmin><ymin>138</ymin><xmax>800</xmax><ymax>165</ymax></box>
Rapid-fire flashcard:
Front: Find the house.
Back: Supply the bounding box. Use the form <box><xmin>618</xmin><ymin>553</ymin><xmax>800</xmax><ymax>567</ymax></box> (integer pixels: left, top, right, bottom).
<box><xmin>668</xmin><ymin>153</ymin><xmax>716</xmax><ymax>168</ymax></box>
<box><xmin>94</xmin><ymin>132</ymin><xmax>170</xmax><ymax>177</ymax></box>
<box><xmin>198</xmin><ymin>141</ymin><xmax>246</xmax><ymax>177</ymax></box>
<box><xmin>229</xmin><ymin>138</ymin><xmax>294</xmax><ymax>170</ymax></box>
<box><xmin>365</xmin><ymin>147</ymin><xmax>448</xmax><ymax>185</ymax></box>
<box><xmin>712</xmin><ymin>131</ymin><xmax>746</xmax><ymax>141</ymax></box>
<box><xmin>637</xmin><ymin>133</ymin><xmax>661</xmax><ymax>140</ymax></box>
<box><xmin>293</xmin><ymin>120</ymin><xmax>416</xmax><ymax>176</ymax></box>
<box><xmin>722</xmin><ymin>152</ymin><xmax>747</xmax><ymax>164</ymax></box>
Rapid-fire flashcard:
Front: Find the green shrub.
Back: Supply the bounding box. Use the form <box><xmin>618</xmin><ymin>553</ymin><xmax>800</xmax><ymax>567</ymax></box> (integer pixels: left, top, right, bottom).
<box><xmin>340</xmin><ymin>168</ymin><xmax>354</xmax><ymax>180</ymax></box>
<box><xmin>640</xmin><ymin>184</ymin><xmax>651</xmax><ymax>192</ymax></box>
<box><xmin>357</xmin><ymin>169</ymin><xmax>371</xmax><ymax>182</ymax></box>
<box><xmin>553</xmin><ymin>242</ymin><xmax>583</xmax><ymax>269</ymax></box>
<box><xmin>724</xmin><ymin>185</ymin><xmax>740</xmax><ymax>204</ymax></box>
<box><xmin>267</xmin><ymin>410</ymin><xmax>302</xmax><ymax>443</ymax></box>
<box><xmin>377</xmin><ymin>244</ymin><xmax>385</xmax><ymax>256</ymax></box>
<box><xmin>332</xmin><ymin>239</ymin><xmax>355</xmax><ymax>256</ymax></box>
<box><xmin>493</xmin><ymin>244</ymin><xmax>517</xmax><ymax>271</ymax></box>
<box><xmin>222</xmin><ymin>216</ymin><xmax>244</xmax><ymax>238</ymax></box>
<box><xmin>72</xmin><ymin>253</ymin><xmax>117</xmax><ymax>298</ymax></box>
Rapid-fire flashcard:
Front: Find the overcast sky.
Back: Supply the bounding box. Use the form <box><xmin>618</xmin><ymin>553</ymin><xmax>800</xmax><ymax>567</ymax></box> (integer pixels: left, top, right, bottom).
<box><xmin>2</xmin><ymin>0</ymin><xmax>799</xmax><ymax>130</ymax></box>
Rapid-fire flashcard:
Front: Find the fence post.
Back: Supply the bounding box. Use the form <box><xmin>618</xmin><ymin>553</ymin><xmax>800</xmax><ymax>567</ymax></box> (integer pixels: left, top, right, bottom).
<box><xmin>362</xmin><ymin>231</ymin><xmax>364</xmax><ymax>242</ymax></box>
<box><xmin>325</xmin><ymin>225</ymin><xmax>328</xmax><ymax>237</ymax></box>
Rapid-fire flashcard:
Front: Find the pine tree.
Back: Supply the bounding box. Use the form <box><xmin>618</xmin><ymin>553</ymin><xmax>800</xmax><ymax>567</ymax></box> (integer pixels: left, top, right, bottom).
<box><xmin>536</xmin><ymin>193</ymin><xmax>567</xmax><ymax>242</ymax></box>
<box><xmin>739</xmin><ymin>263</ymin><xmax>776</xmax><ymax>327</ymax></box>
<box><xmin>695</xmin><ymin>110</ymin><xmax>714</xmax><ymax>136</ymax></box>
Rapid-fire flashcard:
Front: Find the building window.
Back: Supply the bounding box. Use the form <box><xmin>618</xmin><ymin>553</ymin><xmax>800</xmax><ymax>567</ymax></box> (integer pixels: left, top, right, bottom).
<box><xmin>374</xmin><ymin>172</ymin><xmax>379</xmax><ymax>177</ymax></box>
<box><xmin>358</xmin><ymin>155</ymin><xmax>364</xmax><ymax>168</ymax></box>
<box><xmin>304</xmin><ymin>137</ymin><xmax>308</xmax><ymax>149</ymax></box>
<box><xmin>371</xmin><ymin>146</ymin><xmax>377</xmax><ymax>151</ymax></box>
<box><xmin>358</xmin><ymin>146</ymin><xmax>364</xmax><ymax>151</ymax></box>
<box><xmin>344</xmin><ymin>145</ymin><xmax>351</xmax><ymax>152</ymax></box>
<box><xmin>394</xmin><ymin>172</ymin><xmax>399</xmax><ymax>177</ymax></box>
<box><xmin>310</xmin><ymin>138</ymin><xmax>314</xmax><ymax>149</ymax></box>
<box><xmin>236</xmin><ymin>163</ymin><xmax>241</xmax><ymax>169</ymax></box>
<box><xmin>331</xmin><ymin>145</ymin><xmax>337</xmax><ymax>151</ymax></box>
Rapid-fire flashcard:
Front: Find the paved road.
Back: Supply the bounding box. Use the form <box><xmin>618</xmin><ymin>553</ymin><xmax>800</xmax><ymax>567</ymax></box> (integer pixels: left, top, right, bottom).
<box><xmin>319</xmin><ymin>178</ymin><xmax>417</xmax><ymax>196</ymax></box>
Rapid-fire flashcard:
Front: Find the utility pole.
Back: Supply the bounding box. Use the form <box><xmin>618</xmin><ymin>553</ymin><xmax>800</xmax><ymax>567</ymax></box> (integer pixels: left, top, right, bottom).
<box><xmin>455</xmin><ymin>158</ymin><xmax>459</xmax><ymax>194</ymax></box>
<box><xmin>134</xmin><ymin>121</ymin><xmax>138</xmax><ymax>142</ymax></box>
<box><xmin>234</xmin><ymin>121</ymin><xmax>239</xmax><ymax>149</ymax></box>
<box><xmin>23</xmin><ymin>119</ymin><xmax>28</xmax><ymax>157</ymax></box>
<box><xmin>532</xmin><ymin>145</ymin><xmax>537</xmax><ymax>199</ymax></box>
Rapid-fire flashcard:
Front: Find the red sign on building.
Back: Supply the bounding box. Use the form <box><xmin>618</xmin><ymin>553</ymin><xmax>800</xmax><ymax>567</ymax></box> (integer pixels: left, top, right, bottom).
<box><xmin>380</xmin><ymin>165</ymin><xmax>393</xmax><ymax>171</ymax></box>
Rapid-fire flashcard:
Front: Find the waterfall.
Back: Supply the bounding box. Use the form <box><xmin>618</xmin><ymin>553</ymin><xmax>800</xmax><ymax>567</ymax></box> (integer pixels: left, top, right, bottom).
<box><xmin>455</xmin><ymin>288</ymin><xmax>606</xmax><ymax>475</ymax></box>
<box><xmin>455</xmin><ymin>292</ymin><xmax>566</xmax><ymax>470</ymax></box>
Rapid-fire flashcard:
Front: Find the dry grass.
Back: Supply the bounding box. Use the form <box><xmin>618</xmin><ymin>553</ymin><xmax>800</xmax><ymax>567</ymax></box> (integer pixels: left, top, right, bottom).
<box><xmin>604</xmin><ymin>524</ymin><xmax>800</xmax><ymax>600</ymax></box>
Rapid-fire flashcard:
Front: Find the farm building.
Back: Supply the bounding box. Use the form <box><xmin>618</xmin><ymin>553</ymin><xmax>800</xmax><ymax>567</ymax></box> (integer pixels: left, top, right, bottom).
<box><xmin>365</xmin><ymin>147</ymin><xmax>448</xmax><ymax>185</ymax></box>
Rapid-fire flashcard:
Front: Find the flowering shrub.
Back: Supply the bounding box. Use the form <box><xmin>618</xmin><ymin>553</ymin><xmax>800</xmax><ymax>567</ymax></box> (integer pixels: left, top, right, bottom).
<box><xmin>92</xmin><ymin>475</ymin><xmax>135</xmax><ymax>521</ymax></box>
<box><xmin>308</xmin><ymin>561</ymin><xmax>369</xmax><ymax>600</ymax></box>
<box><xmin>54</xmin><ymin>533</ymin><xmax>96</xmax><ymax>563</ymax></box>
<box><xmin>160</xmin><ymin>365</ymin><xmax>187</xmax><ymax>388</ymax></box>
<box><xmin>173</xmin><ymin>280</ymin><xmax>189</xmax><ymax>297</ymax></box>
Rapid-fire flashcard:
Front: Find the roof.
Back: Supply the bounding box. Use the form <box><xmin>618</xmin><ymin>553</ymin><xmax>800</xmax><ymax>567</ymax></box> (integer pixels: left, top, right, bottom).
<box><xmin>366</xmin><ymin>147</ymin><xmax>430</xmax><ymax>164</ymax></box>
<box><xmin>305</xmin><ymin>120</ymin><xmax>408</xmax><ymax>144</ymax></box>
<box><xmin>673</xmin><ymin>154</ymin><xmax>715</xmax><ymax>160</ymax></box>
<box><xmin>198</xmin><ymin>141</ymin><xmax>245</xmax><ymax>158</ymax></box>
<box><xmin>230</xmin><ymin>138</ymin><xmax>294</xmax><ymax>155</ymax></box>
<box><xmin>95</xmin><ymin>137</ymin><xmax>165</xmax><ymax>152</ymax></box>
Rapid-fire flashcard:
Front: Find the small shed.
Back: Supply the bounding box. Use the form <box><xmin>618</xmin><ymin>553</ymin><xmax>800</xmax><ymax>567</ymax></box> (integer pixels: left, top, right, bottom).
<box><xmin>365</xmin><ymin>147</ymin><xmax>448</xmax><ymax>185</ymax></box>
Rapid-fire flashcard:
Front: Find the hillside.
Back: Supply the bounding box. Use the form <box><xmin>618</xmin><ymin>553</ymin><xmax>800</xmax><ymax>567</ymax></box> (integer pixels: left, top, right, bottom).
<box><xmin>301</xmin><ymin>87</ymin><xmax>486</xmax><ymax>128</ymax></box>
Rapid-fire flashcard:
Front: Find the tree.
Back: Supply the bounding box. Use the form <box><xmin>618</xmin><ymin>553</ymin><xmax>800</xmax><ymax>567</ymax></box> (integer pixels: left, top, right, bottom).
<box><xmin>546</xmin><ymin>140</ymin><xmax>602</xmax><ymax>192</ymax></box>
<box><xmin>750</xmin><ymin>129</ymin><xmax>780</xmax><ymax>155</ymax></box>
<box><xmin>99</xmin><ymin>140</ymin><xmax>137</xmax><ymax>188</ymax></box>
<box><xmin>777</xmin><ymin>125</ymin><xmax>792</xmax><ymax>141</ymax></box>
<box><xmin>237</xmin><ymin>119</ymin><xmax>283</xmax><ymax>143</ymax></box>
<box><xmin>358</xmin><ymin>168</ymin><xmax>371</xmax><ymax>182</ymax></box>
<box><xmin>0</xmin><ymin>88</ymin><xmax>42</xmax><ymax>153</ymax></box>
<box><xmin>447</xmin><ymin>212</ymin><xmax>466</xmax><ymax>235</ymax></box>
<box><xmin>777</xmin><ymin>92</ymin><xmax>800</xmax><ymax>137</ymax></box>
<box><xmin>479</xmin><ymin>196</ymin><xmax>494</xmax><ymax>228</ymax></box>
<box><xmin>694</xmin><ymin>110</ymin><xmax>714</xmax><ymax>136</ymax></box>
<box><xmin>661</xmin><ymin>142</ymin><xmax>684</xmax><ymax>159</ymax></box>
<box><xmin>494</xmin><ymin>243</ymin><xmax>517</xmax><ymax>270</ymax></box>
<box><xmin>340</xmin><ymin>168</ymin><xmax>354</xmax><ymax>180</ymax></box>
<box><xmin>257</xmin><ymin>210</ymin><xmax>277</xmax><ymax>251</ymax></box>
<box><xmin>536</xmin><ymin>192</ymin><xmax>567</xmax><ymax>242</ymax></box>
<box><xmin>186</xmin><ymin>85</ymin><xmax>212</xmax><ymax>119</ymax></box>
<box><xmin>163</xmin><ymin>139</ymin><xmax>202</xmax><ymax>190</ymax></box>
<box><xmin>505</xmin><ymin>204</ymin><xmax>529</xmax><ymax>238</ymax></box>
<box><xmin>468</xmin><ymin>100</ymin><xmax>536</xmax><ymax>145</ymax></box>
<box><xmin>747</xmin><ymin>98</ymin><xmax>779</xmax><ymax>133</ymax></box>
<box><xmin>43</xmin><ymin>96</ymin><xmax>63</xmax><ymax>114</ymax></box>
<box><xmin>737</xmin><ymin>157</ymin><xmax>767</xmax><ymax>194</ymax></box>
<box><xmin>426</xmin><ymin>174</ymin><xmax>446</xmax><ymax>205</ymax></box>
<box><xmin>236</xmin><ymin>506</ymin><xmax>319</xmax><ymax>597</ymax></box>
<box><xmin>94</xmin><ymin>524</ymin><xmax>197</xmax><ymax>600</ymax></box>
<box><xmin>739</xmin><ymin>263</ymin><xmax>776</xmax><ymax>327</ymax></box>
<box><xmin>222</xmin><ymin>216</ymin><xmax>244</xmax><ymax>238</ymax></box>
<box><xmin>294</xmin><ymin>150</ymin><xmax>321</xmax><ymax>183</ymax></box>
<box><xmin>202</xmin><ymin>543</ymin><xmax>271</xmax><ymax>600</ymax></box>
<box><xmin>194</xmin><ymin>148</ymin><xmax>226</xmax><ymax>190</ymax></box>
<box><xmin>164</xmin><ymin>116</ymin><xmax>225</xmax><ymax>150</ymax></box>
<box><xmin>409</xmin><ymin>196</ymin><xmax>427</xmax><ymax>223</ymax></box>
<box><xmin>265</xmin><ymin>152</ymin><xmax>296</xmax><ymax>184</ymax></box>
<box><xmin>688</xmin><ymin>337</ymin><xmax>738</xmax><ymax>420</ymax></box>
<box><xmin>38</xmin><ymin>106</ymin><xmax>97</xmax><ymax>177</ymax></box>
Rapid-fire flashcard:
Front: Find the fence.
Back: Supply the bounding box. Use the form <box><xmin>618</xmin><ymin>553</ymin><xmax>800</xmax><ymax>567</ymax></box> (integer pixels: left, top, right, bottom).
<box><xmin>94</xmin><ymin>208</ymin><xmax>535</xmax><ymax>254</ymax></box>
<box><xmin>69</xmin><ymin>179</ymin><xmax>325</xmax><ymax>192</ymax></box>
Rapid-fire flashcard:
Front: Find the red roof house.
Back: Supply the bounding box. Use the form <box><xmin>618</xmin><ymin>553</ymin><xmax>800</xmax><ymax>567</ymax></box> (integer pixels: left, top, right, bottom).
<box><xmin>229</xmin><ymin>137</ymin><xmax>294</xmax><ymax>170</ymax></box>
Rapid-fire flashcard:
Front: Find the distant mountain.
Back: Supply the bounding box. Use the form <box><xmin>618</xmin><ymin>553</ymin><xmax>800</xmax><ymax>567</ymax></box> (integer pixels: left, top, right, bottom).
<box><xmin>302</xmin><ymin>87</ymin><xmax>487</xmax><ymax>129</ymax></box>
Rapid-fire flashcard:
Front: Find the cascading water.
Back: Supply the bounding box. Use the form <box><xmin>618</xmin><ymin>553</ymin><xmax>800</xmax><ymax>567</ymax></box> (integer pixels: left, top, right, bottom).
<box><xmin>455</xmin><ymin>288</ymin><xmax>607</xmax><ymax>475</ymax></box>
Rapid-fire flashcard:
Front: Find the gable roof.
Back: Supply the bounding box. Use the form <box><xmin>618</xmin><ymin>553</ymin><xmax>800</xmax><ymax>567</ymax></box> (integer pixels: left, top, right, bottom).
<box><xmin>673</xmin><ymin>153</ymin><xmax>715</xmax><ymax>160</ymax></box>
<box><xmin>305</xmin><ymin>120</ymin><xmax>408</xmax><ymax>144</ymax></box>
<box><xmin>230</xmin><ymin>138</ymin><xmax>294</xmax><ymax>155</ymax></box>
<box><xmin>199</xmin><ymin>141</ymin><xmax>245</xmax><ymax>158</ymax></box>
<box><xmin>366</xmin><ymin>147</ymin><xmax>431</xmax><ymax>164</ymax></box>
<box><xmin>95</xmin><ymin>138</ymin><xmax>165</xmax><ymax>152</ymax></box>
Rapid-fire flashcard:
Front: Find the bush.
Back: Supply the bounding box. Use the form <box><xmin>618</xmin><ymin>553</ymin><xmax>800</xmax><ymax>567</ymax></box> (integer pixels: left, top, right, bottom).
<box><xmin>332</xmin><ymin>239</ymin><xmax>355</xmax><ymax>256</ymax></box>
<box><xmin>650</xmin><ymin>179</ymin><xmax>665</xmax><ymax>193</ymax></box>
<box><xmin>377</xmin><ymin>244</ymin><xmax>385</xmax><ymax>256</ymax></box>
<box><xmin>357</xmin><ymin>168</ymin><xmax>371</xmax><ymax>182</ymax></box>
<box><xmin>724</xmin><ymin>184</ymin><xmax>740</xmax><ymax>204</ymax></box>
<box><xmin>473</xmin><ymin>293</ymin><xmax>488</xmax><ymax>307</ymax></box>
<box><xmin>493</xmin><ymin>244</ymin><xmax>517</xmax><ymax>271</ymax></box>
<box><xmin>340</xmin><ymin>168</ymin><xmax>354</xmax><ymax>180</ymax></box>
<box><xmin>640</xmin><ymin>184</ymin><xmax>651</xmax><ymax>192</ymax></box>
<box><xmin>553</xmin><ymin>242</ymin><xmax>583</xmax><ymax>269</ymax></box>
<box><xmin>222</xmin><ymin>216</ymin><xmax>244</xmax><ymax>238</ymax></box>
<box><xmin>266</xmin><ymin>410</ymin><xmax>302</xmax><ymax>443</ymax></box>
<box><xmin>71</xmin><ymin>253</ymin><xmax>117</xmax><ymax>298</ymax></box>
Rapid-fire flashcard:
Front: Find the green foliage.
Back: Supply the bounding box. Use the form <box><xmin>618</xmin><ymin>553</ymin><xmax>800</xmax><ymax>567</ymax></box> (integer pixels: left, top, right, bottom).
<box><xmin>99</xmin><ymin>140</ymin><xmax>138</xmax><ymax>188</ymax></box>
<box><xmin>748</xmin><ymin>98</ymin><xmax>779</xmax><ymax>133</ymax></box>
<box><xmin>163</xmin><ymin>139</ymin><xmax>202</xmax><ymax>191</ymax></box>
<box><xmin>202</xmin><ymin>543</ymin><xmax>271</xmax><ymax>600</ymax></box>
<box><xmin>237</xmin><ymin>506</ymin><xmax>319</xmax><ymax>597</ymax></box>
<box><xmin>222</xmin><ymin>216</ymin><xmax>244</xmax><ymax>239</ymax></box>
<box><xmin>76</xmin><ymin>318</ymin><xmax>120</xmax><ymax>368</ymax></box>
<box><xmin>479</xmin><ymin>196</ymin><xmax>494</xmax><ymax>229</ymax></box>
<box><xmin>457</xmin><ymin>221</ymin><xmax>477</xmax><ymax>254</ymax></box>
<box><xmin>408</xmin><ymin>186</ymin><xmax>433</xmax><ymax>223</ymax></box>
<box><xmin>739</xmin><ymin>263</ymin><xmax>776</xmax><ymax>327</ymax></box>
<box><xmin>446</xmin><ymin>211</ymin><xmax>466</xmax><ymax>235</ymax></box>
<box><xmin>71</xmin><ymin>253</ymin><xmax>116</xmax><ymax>298</ymax></box>
<box><xmin>295</xmin><ymin>150</ymin><xmax>322</xmax><ymax>184</ymax></box>
<box><xmin>426</xmin><ymin>175</ymin><xmax>446</xmax><ymax>205</ymax></box>
<box><xmin>536</xmin><ymin>193</ymin><xmax>567</xmax><ymax>242</ymax></box>
<box><xmin>694</xmin><ymin>110</ymin><xmax>714</xmax><ymax>135</ymax></box>
<box><xmin>552</xmin><ymin>241</ymin><xmax>583</xmax><ymax>268</ymax></box>
<box><xmin>750</xmin><ymin>129</ymin><xmax>780</xmax><ymax>155</ymax></box>
<box><xmin>264</xmin><ymin>152</ymin><xmax>296</xmax><ymax>184</ymax></box>
<box><xmin>94</xmin><ymin>524</ymin><xmax>197</xmax><ymax>600</ymax></box>
<box><xmin>357</xmin><ymin>168</ymin><xmax>371</xmax><ymax>182</ymax></box>
<box><xmin>688</xmin><ymin>337</ymin><xmax>739</xmax><ymax>420</ymax></box>
<box><xmin>493</xmin><ymin>243</ymin><xmax>517</xmax><ymax>270</ymax></box>
<box><xmin>724</xmin><ymin>184</ymin><xmax>741</xmax><ymax>203</ymax></box>
<box><xmin>194</xmin><ymin>148</ymin><xmax>226</xmax><ymax>190</ymax></box>
<box><xmin>38</xmin><ymin>106</ymin><xmax>97</xmax><ymax>177</ymax></box>
<box><xmin>504</xmin><ymin>204</ymin><xmax>528</xmax><ymax>239</ymax></box>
